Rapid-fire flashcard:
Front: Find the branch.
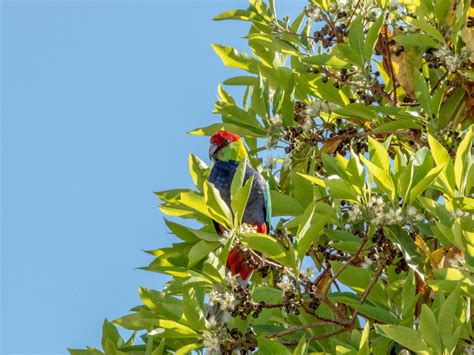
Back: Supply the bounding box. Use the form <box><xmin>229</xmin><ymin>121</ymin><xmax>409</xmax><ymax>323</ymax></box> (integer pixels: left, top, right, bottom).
<box><xmin>383</xmin><ymin>23</ymin><xmax>398</xmax><ymax>105</ymax></box>
<box><xmin>324</xmin><ymin>232</ymin><xmax>369</xmax><ymax>296</ymax></box>
<box><xmin>308</xmin><ymin>328</ymin><xmax>347</xmax><ymax>342</ymax></box>
<box><xmin>349</xmin><ymin>262</ymin><xmax>385</xmax><ymax>322</ymax></box>
<box><xmin>312</xmin><ymin>129</ymin><xmax>426</xmax><ymax>147</ymax></box>
<box><xmin>266</xmin><ymin>321</ymin><xmax>335</xmax><ymax>339</ymax></box>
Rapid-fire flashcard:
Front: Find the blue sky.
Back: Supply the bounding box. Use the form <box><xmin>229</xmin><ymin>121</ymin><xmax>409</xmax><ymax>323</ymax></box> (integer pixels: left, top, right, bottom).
<box><xmin>1</xmin><ymin>1</ymin><xmax>303</xmax><ymax>353</ymax></box>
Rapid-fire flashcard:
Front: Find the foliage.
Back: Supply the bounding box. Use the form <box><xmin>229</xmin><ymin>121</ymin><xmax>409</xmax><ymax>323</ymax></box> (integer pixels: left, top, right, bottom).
<box><xmin>71</xmin><ymin>0</ymin><xmax>474</xmax><ymax>354</ymax></box>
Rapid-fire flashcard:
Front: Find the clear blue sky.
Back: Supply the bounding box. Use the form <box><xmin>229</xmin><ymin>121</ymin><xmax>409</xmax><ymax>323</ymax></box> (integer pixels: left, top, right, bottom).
<box><xmin>1</xmin><ymin>1</ymin><xmax>303</xmax><ymax>354</ymax></box>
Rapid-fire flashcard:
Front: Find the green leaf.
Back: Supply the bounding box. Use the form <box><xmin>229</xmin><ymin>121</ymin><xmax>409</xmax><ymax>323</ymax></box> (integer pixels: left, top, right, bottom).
<box><xmin>297</xmin><ymin>210</ymin><xmax>330</xmax><ymax>260</ymax></box>
<box><xmin>149</xmin><ymin>320</ymin><xmax>198</xmax><ymax>338</ymax></box>
<box><xmin>101</xmin><ymin>320</ymin><xmax>122</xmax><ymax>351</ymax></box>
<box><xmin>325</xmin><ymin>177</ymin><xmax>360</xmax><ymax>203</ymax></box>
<box><xmin>434</xmin><ymin>0</ymin><xmax>452</xmax><ymax>24</ymax></box>
<box><xmin>223</xmin><ymin>75</ymin><xmax>259</xmax><ymax>86</ymax></box>
<box><xmin>372</xmin><ymin>119</ymin><xmax>422</xmax><ymax>132</ymax></box>
<box><xmin>438</xmin><ymin>286</ymin><xmax>460</xmax><ymax>349</ymax></box>
<box><xmin>270</xmin><ymin>190</ymin><xmax>305</xmax><ymax>216</ymax></box>
<box><xmin>357</xmin><ymin>322</ymin><xmax>370</xmax><ymax>354</ymax></box>
<box><xmin>408</xmin><ymin>18</ymin><xmax>445</xmax><ymax>43</ymax></box>
<box><xmin>213</xmin><ymin>9</ymin><xmax>259</xmax><ymax>21</ymax></box>
<box><xmin>188</xmin><ymin>240</ymin><xmax>220</xmax><ymax>267</ymax></box>
<box><xmin>188</xmin><ymin>154</ymin><xmax>209</xmax><ymax>191</ymax></box>
<box><xmin>211</xmin><ymin>44</ymin><xmax>257</xmax><ymax>72</ymax></box>
<box><xmin>428</xmin><ymin>134</ymin><xmax>455</xmax><ymax>197</ymax></box>
<box><xmin>294</xmin><ymin>336</ymin><xmax>308</xmax><ymax>355</ymax></box>
<box><xmin>364</xmin><ymin>15</ymin><xmax>383</xmax><ymax>61</ymax></box>
<box><xmin>231</xmin><ymin>160</ymin><xmax>246</xmax><ymax>199</ymax></box>
<box><xmin>231</xmin><ymin>176</ymin><xmax>254</xmax><ymax>226</ymax></box>
<box><xmin>305</xmin><ymin>54</ymin><xmax>349</xmax><ymax>68</ymax></box>
<box><xmin>164</xmin><ymin>219</ymin><xmax>199</xmax><ymax>243</ymax></box>
<box><xmin>413</xmin><ymin>69</ymin><xmax>432</xmax><ymax>117</ymax></box>
<box><xmin>182</xmin><ymin>288</ymin><xmax>206</xmax><ymax>331</ymax></box>
<box><xmin>454</xmin><ymin>129</ymin><xmax>473</xmax><ymax>193</ymax></box>
<box><xmin>368</xmin><ymin>136</ymin><xmax>390</xmax><ymax>171</ymax></box>
<box><xmin>204</xmin><ymin>182</ymin><xmax>233</xmax><ymax>226</ymax></box>
<box><xmin>112</xmin><ymin>313</ymin><xmax>148</xmax><ymax>331</ymax></box>
<box><xmin>258</xmin><ymin>336</ymin><xmax>292</xmax><ymax>354</ymax></box>
<box><xmin>330</xmin><ymin>261</ymin><xmax>387</xmax><ymax>305</ymax></box>
<box><xmin>408</xmin><ymin>163</ymin><xmax>444</xmax><ymax>203</ymax></box>
<box><xmin>375</xmin><ymin>325</ymin><xmax>429</xmax><ymax>353</ymax></box>
<box><xmin>175</xmin><ymin>343</ymin><xmax>202</xmax><ymax>355</ymax></box>
<box><xmin>360</xmin><ymin>155</ymin><xmax>396</xmax><ymax>201</ymax></box>
<box><xmin>393</xmin><ymin>33</ymin><xmax>439</xmax><ymax>49</ymax></box>
<box><xmin>419</xmin><ymin>304</ymin><xmax>442</xmax><ymax>354</ymax></box>
<box><xmin>348</xmin><ymin>15</ymin><xmax>365</xmax><ymax>66</ymax></box>
<box><xmin>240</xmin><ymin>232</ymin><xmax>294</xmax><ymax>268</ymax></box>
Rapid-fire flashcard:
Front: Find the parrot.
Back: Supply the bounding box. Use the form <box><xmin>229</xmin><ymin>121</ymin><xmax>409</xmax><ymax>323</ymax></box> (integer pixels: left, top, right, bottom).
<box><xmin>208</xmin><ymin>130</ymin><xmax>272</xmax><ymax>281</ymax></box>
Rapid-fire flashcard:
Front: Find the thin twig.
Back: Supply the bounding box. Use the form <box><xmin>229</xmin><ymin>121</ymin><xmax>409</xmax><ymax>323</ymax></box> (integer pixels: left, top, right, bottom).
<box><xmin>346</xmin><ymin>0</ymin><xmax>363</xmax><ymax>27</ymax></box>
<box><xmin>308</xmin><ymin>328</ymin><xmax>347</xmax><ymax>342</ymax></box>
<box><xmin>324</xmin><ymin>233</ymin><xmax>369</xmax><ymax>296</ymax></box>
<box><xmin>349</xmin><ymin>263</ymin><xmax>385</xmax><ymax>322</ymax></box>
<box><xmin>266</xmin><ymin>321</ymin><xmax>335</xmax><ymax>339</ymax></box>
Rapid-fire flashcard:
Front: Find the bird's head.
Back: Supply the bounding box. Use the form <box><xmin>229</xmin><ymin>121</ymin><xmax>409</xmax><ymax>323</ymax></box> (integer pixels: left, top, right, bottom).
<box><xmin>209</xmin><ymin>130</ymin><xmax>247</xmax><ymax>162</ymax></box>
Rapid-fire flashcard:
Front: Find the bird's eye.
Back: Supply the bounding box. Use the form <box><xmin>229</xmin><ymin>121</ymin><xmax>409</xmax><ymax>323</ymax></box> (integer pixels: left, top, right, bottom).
<box><xmin>224</xmin><ymin>139</ymin><xmax>229</xmax><ymax>144</ymax></box>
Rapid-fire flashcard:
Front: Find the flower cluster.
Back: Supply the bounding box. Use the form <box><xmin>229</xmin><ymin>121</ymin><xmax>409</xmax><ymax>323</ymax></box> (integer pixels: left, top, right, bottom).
<box><xmin>304</xmin><ymin>4</ymin><xmax>322</xmax><ymax>22</ymax></box>
<box><xmin>208</xmin><ymin>289</ymin><xmax>236</xmax><ymax>311</ymax></box>
<box><xmin>276</xmin><ymin>275</ymin><xmax>295</xmax><ymax>293</ymax></box>
<box><xmin>202</xmin><ymin>319</ymin><xmax>228</xmax><ymax>354</ymax></box>
<box><xmin>346</xmin><ymin>196</ymin><xmax>425</xmax><ymax>226</ymax></box>
<box><xmin>328</xmin><ymin>0</ymin><xmax>381</xmax><ymax>22</ymax></box>
<box><xmin>304</xmin><ymin>99</ymin><xmax>332</xmax><ymax>119</ymax></box>
<box><xmin>433</xmin><ymin>46</ymin><xmax>467</xmax><ymax>72</ymax></box>
<box><xmin>220</xmin><ymin>223</ymin><xmax>259</xmax><ymax>242</ymax></box>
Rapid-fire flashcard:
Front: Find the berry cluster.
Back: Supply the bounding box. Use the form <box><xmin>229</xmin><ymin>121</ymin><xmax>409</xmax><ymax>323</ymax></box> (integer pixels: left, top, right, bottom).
<box><xmin>230</xmin><ymin>284</ymin><xmax>266</xmax><ymax>320</ymax></box>
<box><xmin>220</xmin><ymin>326</ymin><xmax>258</xmax><ymax>354</ymax></box>
<box><xmin>304</xmin><ymin>283</ymin><xmax>322</xmax><ymax>310</ymax></box>
<box><xmin>312</xmin><ymin>23</ymin><xmax>346</xmax><ymax>48</ymax></box>
<box><xmin>424</xmin><ymin>47</ymin><xmax>443</xmax><ymax>69</ymax></box>
<box><xmin>282</xmin><ymin>288</ymin><xmax>301</xmax><ymax>314</ymax></box>
<box><xmin>369</xmin><ymin>228</ymin><xmax>398</xmax><ymax>265</ymax></box>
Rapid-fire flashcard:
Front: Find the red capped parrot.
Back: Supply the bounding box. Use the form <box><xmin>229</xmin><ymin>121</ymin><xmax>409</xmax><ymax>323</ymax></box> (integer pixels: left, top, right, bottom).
<box><xmin>208</xmin><ymin>130</ymin><xmax>271</xmax><ymax>281</ymax></box>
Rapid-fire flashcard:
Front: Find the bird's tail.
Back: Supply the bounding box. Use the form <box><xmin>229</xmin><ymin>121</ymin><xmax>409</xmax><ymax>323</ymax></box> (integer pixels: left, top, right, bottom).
<box><xmin>205</xmin><ymin>302</ymin><xmax>226</xmax><ymax>324</ymax></box>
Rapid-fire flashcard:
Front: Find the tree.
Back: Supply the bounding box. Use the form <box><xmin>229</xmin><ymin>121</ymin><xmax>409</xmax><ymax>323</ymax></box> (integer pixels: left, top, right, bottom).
<box><xmin>70</xmin><ymin>0</ymin><xmax>474</xmax><ymax>353</ymax></box>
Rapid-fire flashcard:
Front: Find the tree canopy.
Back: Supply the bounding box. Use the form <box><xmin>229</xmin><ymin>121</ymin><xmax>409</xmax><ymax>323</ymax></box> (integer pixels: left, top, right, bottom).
<box><xmin>71</xmin><ymin>0</ymin><xmax>473</xmax><ymax>354</ymax></box>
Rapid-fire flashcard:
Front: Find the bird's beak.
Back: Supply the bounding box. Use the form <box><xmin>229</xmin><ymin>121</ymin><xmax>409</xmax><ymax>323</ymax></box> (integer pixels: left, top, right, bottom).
<box><xmin>209</xmin><ymin>143</ymin><xmax>219</xmax><ymax>161</ymax></box>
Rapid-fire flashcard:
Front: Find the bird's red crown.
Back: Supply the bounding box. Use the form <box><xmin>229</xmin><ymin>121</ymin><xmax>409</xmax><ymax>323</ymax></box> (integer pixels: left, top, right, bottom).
<box><xmin>210</xmin><ymin>130</ymin><xmax>241</xmax><ymax>147</ymax></box>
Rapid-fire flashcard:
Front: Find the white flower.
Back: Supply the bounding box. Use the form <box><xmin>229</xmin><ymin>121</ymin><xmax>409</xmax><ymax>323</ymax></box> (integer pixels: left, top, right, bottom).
<box><xmin>304</xmin><ymin>5</ymin><xmax>321</xmax><ymax>21</ymax></box>
<box><xmin>239</xmin><ymin>223</ymin><xmax>258</xmax><ymax>233</ymax></box>
<box><xmin>270</xmin><ymin>114</ymin><xmax>282</xmax><ymax>125</ymax></box>
<box><xmin>302</xmin><ymin>267</ymin><xmax>315</xmax><ymax>279</ymax></box>
<box><xmin>415</xmin><ymin>213</ymin><xmax>424</xmax><ymax>222</ymax></box>
<box><xmin>268</xmin><ymin>89</ymin><xmax>275</xmax><ymax>101</ymax></box>
<box><xmin>208</xmin><ymin>290</ymin><xmax>221</xmax><ymax>306</ymax></box>
<box><xmin>407</xmin><ymin>206</ymin><xmax>418</xmax><ymax>217</ymax></box>
<box><xmin>448</xmin><ymin>258</ymin><xmax>460</xmax><ymax>268</ymax></box>
<box><xmin>304</xmin><ymin>99</ymin><xmax>330</xmax><ymax>118</ymax></box>
<box><xmin>276</xmin><ymin>276</ymin><xmax>293</xmax><ymax>293</ymax></box>
<box><xmin>225</xmin><ymin>273</ymin><xmax>239</xmax><ymax>288</ymax></box>
<box><xmin>454</xmin><ymin>209</ymin><xmax>468</xmax><ymax>218</ymax></box>
<box><xmin>384</xmin><ymin>208</ymin><xmax>404</xmax><ymax>225</ymax></box>
<box><xmin>371</xmin><ymin>211</ymin><xmax>384</xmax><ymax>225</ymax></box>
<box><xmin>348</xmin><ymin>205</ymin><xmax>362</xmax><ymax>222</ymax></box>
<box><xmin>202</xmin><ymin>324</ymin><xmax>227</xmax><ymax>355</ymax></box>
<box><xmin>220</xmin><ymin>291</ymin><xmax>236</xmax><ymax>311</ymax></box>
<box><xmin>361</xmin><ymin>258</ymin><xmax>373</xmax><ymax>269</ymax></box>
